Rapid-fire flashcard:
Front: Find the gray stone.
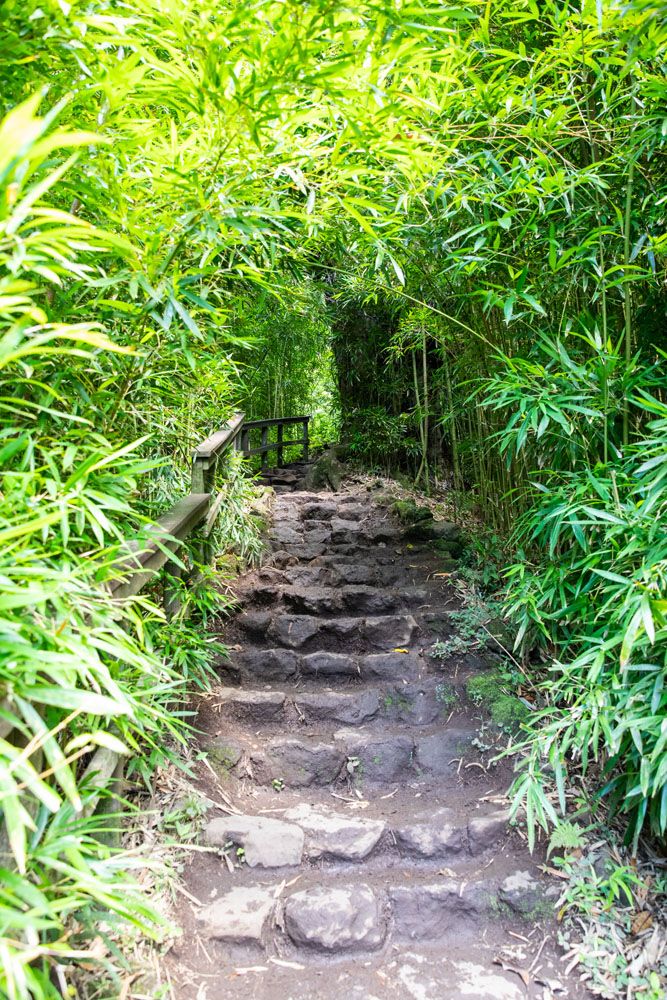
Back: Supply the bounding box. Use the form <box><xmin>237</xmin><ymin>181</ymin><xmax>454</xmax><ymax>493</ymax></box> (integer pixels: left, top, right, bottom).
<box><xmin>300</xmin><ymin>448</ymin><xmax>344</xmax><ymax>492</ymax></box>
<box><xmin>283</xmin><ymin>587</ymin><xmax>343</xmax><ymax>615</ymax></box>
<box><xmin>205</xmin><ymin>814</ymin><xmax>304</xmax><ymax>867</ymax></box>
<box><xmin>404</xmin><ymin>520</ymin><xmax>461</xmax><ymax>543</ymax></box>
<box><xmin>335</xmin><ymin>729</ymin><xmax>415</xmax><ymax>783</ymax></box>
<box><xmin>251</xmin><ymin>738</ymin><xmax>345</xmax><ymax>787</ymax></box>
<box><xmin>381</xmin><ymin>683</ymin><xmax>442</xmax><ymax>725</ymax></box>
<box><xmin>270</xmin><ymin>524</ymin><xmax>302</xmax><ymax>545</ymax></box>
<box><xmin>301</xmin><ymin>501</ymin><xmax>338</xmax><ymax>520</ymax></box>
<box><xmin>207</xmin><ymin>738</ymin><xmax>243</xmax><ymax>771</ymax></box>
<box><xmin>284</xmin><ymin>885</ymin><xmax>384</xmax><ymax>951</ymax></box>
<box><xmin>196</xmin><ymin>887</ymin><xmax>275</xmax><ymax>945</ymax></box>
<box><xmin>363</xmin><ymin>615</ymin><xmax>418</xmax><ymax>650</ymax></box>
<box><xmin>295</xmin><ymin>689</ymin><xmax>379</xmax><ymax>725</ymax></box>
<box><xmin>300</xmin><ymin>651</ymin><xmax>358</xmax><ymax>677</ymax></box>
<box><xmin>237</xmin><ymin>611</ymin><xmax>271</xmax><ymax>638</ymax></box>
<box><xmin>284</xmin><ymin>804</ymin><xmax>386</xmax><ymax>860</ymax></box>
<box><xmin>468</xmin><ymin>810</ymin><xmax>509</xmax><ymax>854</ymax></box>
<box><xmin>302</xmin><ymin>527</ymin><xmax>331</xmax><ymax>545</ymax></box>
<box><xmin>268</xmin><ymin>615</ymin><xmax>320</xmax><ymax>649</ymax></box>
<box><xmin>394</xmin><ymin>809</ymin><xmax>465</xmax><ymax>858</ymax></box>
<box><xmin>498</xmin><ymin>870</ymin><xmax>544</xmax><ymax>916</ymax></box>
<box><xmin>390</xmin><ymin>881</ymin><xmax>486</xmax><ymax>939</ymax></box>
<box><xmin>414</xmin><ymin>730</ymin><xmax>473</xmax><ymax>775</ymax></box>
<box><xmin>361</xmin><ymin>651</ymin><xmax>423</xmax><ymax>680</ymax></box>
<box><xmin>340</xmin><ymin>587</ymin><xmax>401</xmax><ymax>615</ymax></box>
<box><xmin>215</xmin><ymin>687</ymin><xmax>285</xmax><ymax>723</ymax></box>
<box><xmin>233</xmin><ymin>648</ymin><xmax>299</xmax><ymax>681</ymax></box>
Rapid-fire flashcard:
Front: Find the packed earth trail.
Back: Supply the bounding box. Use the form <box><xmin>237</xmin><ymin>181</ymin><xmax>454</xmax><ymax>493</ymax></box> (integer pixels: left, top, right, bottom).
<box><xmin>166</xmin><ymin>464</ymin><xmax>585</xmax><ymax>1000</ymax></box>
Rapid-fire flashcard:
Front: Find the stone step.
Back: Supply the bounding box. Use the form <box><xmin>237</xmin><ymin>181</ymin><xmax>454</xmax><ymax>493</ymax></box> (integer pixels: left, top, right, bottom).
<box><xmin>195</xmin><ymin>867</ymin><xmax>548</xmax><ymax>961</ymax></box>
<box><xmin>211</xmin><ymin>677</ymin><xmax>461</xmax><ymax>728</ymax></box>
<box><xmin>239</xmin><ymin>583</ymin><xmax>431</xmax><ymax>616</ymax></box>
<box><xmin>232</xmin><ymin>612</ymin><xmax>420</xmax><ymax>653</ymax></box>
<box><xmin>201</xmin><ymin>803</ymin><xmax>509</xmax><ymax>868</ymax></box>
<box><xmin>241</xmin><ymin>724</ymin><xmax>475</xmax><ymax>787</ymax></box>
<box><xmin>219</xmin><ymin>648</ymin><xmax>431</xmax><ymax>684</ymax></box>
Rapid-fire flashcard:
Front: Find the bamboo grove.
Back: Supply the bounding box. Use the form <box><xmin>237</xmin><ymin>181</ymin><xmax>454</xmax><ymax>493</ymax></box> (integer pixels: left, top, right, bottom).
<box><xmin>0</xmin><ymin>1</ymin><xmax>666</xmax><ymax>996</ymax></box>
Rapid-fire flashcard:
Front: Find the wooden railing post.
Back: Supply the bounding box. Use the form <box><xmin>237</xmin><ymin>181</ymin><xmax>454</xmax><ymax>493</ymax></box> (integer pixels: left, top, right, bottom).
<box><xmin>303</xmin><ymin>418</ymin><xmax>310</xmax><ymax>462</ymax></box>
<box><xmin>260</xmin><ymin>424</ymin><xmax>269</xmax><ymax>469</ymax></box>
<box><xmin>276</xmin><ymin>423</ymin><xmax>284</xmax><ymax>466</ymax></box>
<box><xmin>241</xmin><ymin>428</ymin><xmax>250</xmax><ymax>456</ymax></box>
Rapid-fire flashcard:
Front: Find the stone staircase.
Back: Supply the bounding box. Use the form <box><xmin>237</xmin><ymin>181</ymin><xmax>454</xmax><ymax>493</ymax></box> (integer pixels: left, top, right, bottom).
<box><xmin>169</xmin><ymin>468</ymin><xmax>581</xmax><ymax>1000</ymax></box>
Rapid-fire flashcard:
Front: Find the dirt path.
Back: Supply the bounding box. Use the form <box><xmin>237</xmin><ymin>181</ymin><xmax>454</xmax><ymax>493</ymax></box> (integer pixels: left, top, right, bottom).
<box><xmin>165</xmin><ymin>471</ymin><xmax>586</xmax><ymax>999</ymax></box>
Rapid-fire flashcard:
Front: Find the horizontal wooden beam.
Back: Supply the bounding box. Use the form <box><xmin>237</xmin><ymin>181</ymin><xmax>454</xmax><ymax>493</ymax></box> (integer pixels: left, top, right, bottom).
<box><xmin>245</xmin><ymin>437</ymin><xmax>307</xmax><ymax>456</ymax></box>
<box><xmin>194</xmin><ymin>412</ymin><xmax>245</xmax><ymax>460</ymax></box>
<box><xmin>109</xmin><ymin>493</ymin><xmax>210</xmax><ymax>599</ymax></box>
<box><xmin>243</xmin><ymin>416</ymin><xmax>310</xmax><ymax>429</ymax></box>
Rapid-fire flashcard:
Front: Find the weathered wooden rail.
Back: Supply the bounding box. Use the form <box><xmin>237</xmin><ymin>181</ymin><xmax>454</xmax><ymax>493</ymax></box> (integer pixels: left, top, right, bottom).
<box><xmin>1</xmin><ymin>411</ymin><xmax>311</xmax><ymax>826</ymax></box>
<box><xmin>110</xmin><ymin>411</ymin><xmax>310</xmax><ymax>600</ymax></box>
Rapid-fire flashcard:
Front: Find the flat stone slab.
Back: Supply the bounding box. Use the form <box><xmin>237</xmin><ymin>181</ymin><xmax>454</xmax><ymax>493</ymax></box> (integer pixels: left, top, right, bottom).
<box><xmin>295</xmin><ymin>689</ymin><xmax>379</xmax><ymax>725</ymax></box>
<box><xmin>205</xmin><ymin>815</ymin><xmax>304</xmax><ymax>867</ymax></box>
<box><xmin>230</xmin><ymin>648</ymin><xmax>299</xmax><ymax>681</ymax></box>
<box><xmin>468</xmin><ymin>809</ymin><xmax>509</xmax><ymax>853</ymax></box>
<box><xmin>300</xmin><ymin>651</ymin><xmax>358</xmax><ymax>676</ymax></box>
<box><xmin>390</xmin><ymin>881</ymin><xmax>487</xmax><ymax>939</ymax></box>
<box><xmin>335</xmin><ymin>729</ymin><xmax>415</xmax><ymax>783</ymax></box>
<box><xmin>414</xmin><ymin>730</ymin><xmax>473</xmax><ymax>775</ymax></box>
<box><xmin>394</xmin><ymin>808</ymin><xmax>465</xmax><ymax>858</ymax></box>
<box><xmin>215</xmin><ymin>687</ymin><xmax>285</xmax><ymax>722</ymax></box>
<box><xmin>284</xmin><ymin>885</ymin><xmax>385</xmax><ymax>951</ymax></box>
<box><xmin>251</xmin><ymin>738</ymin><xmax>345</xmax><ymax>787</ymax></box>
<box><xmin>196</xmin><ymin>887</ymin><xmax>275</xmax><ymax>945</ymax></box>
<box><xmin>284</xmin><ymin>804</ymin><xmax>386</xmax><ymax>860</ymax></box>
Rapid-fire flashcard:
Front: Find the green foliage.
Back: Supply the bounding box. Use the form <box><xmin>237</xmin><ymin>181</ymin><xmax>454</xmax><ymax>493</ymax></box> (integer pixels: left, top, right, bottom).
<box><xmin>346</xmin><ymin>407</ymin><xmax>421</xmax><ymax>472</ymax></box>
<box><xmin>1</xmin><ymin>0</ymin><xmax>666</xmax><ymax>993</ymax></box>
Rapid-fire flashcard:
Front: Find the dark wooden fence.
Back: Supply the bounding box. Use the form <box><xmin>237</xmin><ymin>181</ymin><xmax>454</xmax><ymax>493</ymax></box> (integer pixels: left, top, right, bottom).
<box><xmin>111</xmin><ymin>411</ymin><xmax>310</xmax><ymax>601</ymax></box>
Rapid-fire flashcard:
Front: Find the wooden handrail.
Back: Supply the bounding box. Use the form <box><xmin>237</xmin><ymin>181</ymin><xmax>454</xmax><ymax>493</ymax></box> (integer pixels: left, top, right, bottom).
<box><xmin>108</xmin><ymin>411</ymin><xmax>310</xmax><ymax>601</ymax></box>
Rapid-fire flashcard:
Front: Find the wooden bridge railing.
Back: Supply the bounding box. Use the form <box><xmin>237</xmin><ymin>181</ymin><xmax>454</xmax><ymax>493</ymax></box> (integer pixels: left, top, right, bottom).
<box><xmin>111</xmin><ymin>411</ymin><xmax>310</xmax><ymax>600</ymax></box>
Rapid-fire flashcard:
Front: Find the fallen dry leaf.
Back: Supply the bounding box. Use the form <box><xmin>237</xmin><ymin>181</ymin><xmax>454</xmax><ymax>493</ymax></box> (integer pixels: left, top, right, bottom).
<box><xmin>494</xmin><ymin>956</ymin><xmax>530</xmax><ymax>987</ymax></box>
<box><xmin>630</xmin><ymin>910</ymin><xmax>653</xmax><ymax>935</ymax></box>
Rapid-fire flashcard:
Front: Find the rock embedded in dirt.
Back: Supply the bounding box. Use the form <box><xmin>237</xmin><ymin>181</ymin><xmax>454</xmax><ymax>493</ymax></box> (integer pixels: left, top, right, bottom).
<box><xmin>498</xmin><ymin>870</ymin><xmax>545</xmax><ymax>917</ymax></box>
<box><xmin>207</xmin><ymin>737</ymin><xmax>243</xmax><ymax>771</ymax></box>
<box><xmin>361</xmin><ymin>651</ymin><xmax>424</xmax><ymax>680</ymax></box>
<box><xmin>205</xmin><ymin>815</ymin><xmax>304</xmax><ymax>867</ymax></box>
<box><xmin>284</xmin><ymin>804</ymin><xmax>386</xmax><ymax>860</ymax></box>
<box><xmin>269</xmin><ymin>523</ymin><xmax>302</xmax><ymax>545</ymax></box>
<box><xmin>215</xmin><ymin>686</ymin><xmax>286</xmax><ymax>723</ymax></box>
<box><xmin>294</xmin><ymin>689</ymin><xmax>379</xmax><ymax>725</ymax></box>
<box><xmin>251</xmin><ymin>737</ymin><xmax>345</xmax><ymax>786</ymax></box>
<box><xmin>468</xmin><ymin>809</ymin><xmax>509</xmax><ymax>854</ymax></box>
<box><xmin>268</xmin><ymin>614</ymin><xmax>321</xmax><ymax>649</ymax></box>
<box><xmin>284</xmin><ymin>885</ymin><xmax>385</xmax><ymax>951</ymax></box>
<box><xmin>363</xmin><ymin>614</ymin><xmax>418</xmax><ymax>649</ymax></box>
<box><xmin>300</xmin><ymin>651</ymin><xmax>358</xmax><ymax>677</ymax></box>
<box><xmin>196</xmin><ymin>887</ymin><xmax>276</xmax><ymax>945</ymax></box>
<box><xmin>335</xmin><ymin>729</ymin><xmax>415</xmax><ymax>782</ymax></box>
<box><xmin>414</xmin><ymin>729</ymin><xmax>473</xmax><ymax>775</ymax></box>
<box><xmin>230</xmin><ymin>647</ymin><xmax>299</xmax><ymax>681</ymax></box>
<box><xmin>393</xmin><ymin>808</ymin><xmax>466</xmax><ymax>858</ymax></box>
<box><xmin>390</xmin><ymin>881</ymin><xmax>486</xmax><ymax>939</ymax></box>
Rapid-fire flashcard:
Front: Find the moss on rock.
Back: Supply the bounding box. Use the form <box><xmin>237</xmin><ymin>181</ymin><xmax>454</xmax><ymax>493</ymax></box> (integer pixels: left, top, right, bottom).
<box><xmin>466</xmin><ymin>671</ymin><xmax>529</xmax><ymax>731</ymax></box>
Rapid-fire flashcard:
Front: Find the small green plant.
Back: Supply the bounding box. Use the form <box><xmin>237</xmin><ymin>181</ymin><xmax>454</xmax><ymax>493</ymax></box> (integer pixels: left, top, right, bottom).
<box><xmin>272</xmin><ymin>778</ymin><xmax>285</xmax><ymax>792</ymax></box>
<box><xmin>435</xmin><ymin>682</ymin><xmax>457</xmax><ymax>709</ymax></box>
<box><xmin>547</xmin><ymin>821</ymin><xmax>586</xmax><ymax>859</ymax></box>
